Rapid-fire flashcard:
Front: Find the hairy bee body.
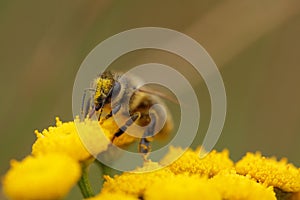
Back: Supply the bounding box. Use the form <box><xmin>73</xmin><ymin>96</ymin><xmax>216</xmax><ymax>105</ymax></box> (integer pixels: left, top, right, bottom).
<box><xmin>83</xmin><ymin>71</ymin><xmax>173</xmax><ymax>154</ymax></box>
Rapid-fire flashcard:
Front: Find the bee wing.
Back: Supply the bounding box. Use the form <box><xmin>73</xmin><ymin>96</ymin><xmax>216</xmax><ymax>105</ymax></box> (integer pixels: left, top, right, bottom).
<box><xmin>137</xmin><ymin>88</ymin><xmax>179</xmax><ymax>105</ymax></box>
<box><xmin>81</xmin><ymin>88</ymin><xmax>96</xmax><ymax>120</ymax></box>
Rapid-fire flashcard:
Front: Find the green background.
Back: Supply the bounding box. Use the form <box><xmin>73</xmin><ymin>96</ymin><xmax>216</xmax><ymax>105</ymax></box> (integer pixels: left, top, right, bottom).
<box><xmin>1</xmin><ymin>1</ymin><xmax>300</xmax><ymax>199</ymax></box>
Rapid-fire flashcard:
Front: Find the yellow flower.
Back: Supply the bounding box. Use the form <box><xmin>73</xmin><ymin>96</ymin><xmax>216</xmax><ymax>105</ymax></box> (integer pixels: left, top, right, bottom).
<box><xmin>86</xmin><ymin>192</ymin><xmax>138</xmax><ymax>200</ymax></box>
<box><xmin>90</xmin><ymin>147</ymin><xmax>300</xmax><ymax>200</ymax></box>
<box><xmin>235</xmin><ymin>152</ymin><xmax>300</xmax><ymax>192</ymax></box>
<box><xmin>162</xmin><ymin>147</ymin><xmax>234</xmax><ymax>177</ymax></box>
<box><xmin>210</xmin><ymin>171</ymin><xmax>276</xmax><ymax>200</ymax></box>
<box><xmin>102</xmin><ymin>162</ymin><xmax>173</xmax><ymax>198</ymax></box>
<box><xmin>144</xmin><ymin>175</ymin><xmax>221</xmax><ymax>200</ymax></box>
<box><xmin>2</xmin><ymin>153</ymin><xmax>81</xmax><ymax>200</ymax></box>
<box><xmin>32</xmin><ymin>117</ymin><xmax>109</xmax><ymax>162</ymax></box>
<box><xmin>75</xmin><ymin>117</ymin><xmax>110</xmax><ymax>157</ymax></box>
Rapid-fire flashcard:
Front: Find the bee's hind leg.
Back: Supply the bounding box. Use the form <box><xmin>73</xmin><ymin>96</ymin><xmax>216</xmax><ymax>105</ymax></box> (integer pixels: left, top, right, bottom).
<box><xmin>138</xmin><ymin>112</ymin><xmax>157</xmax><ymax>158</ymax></box>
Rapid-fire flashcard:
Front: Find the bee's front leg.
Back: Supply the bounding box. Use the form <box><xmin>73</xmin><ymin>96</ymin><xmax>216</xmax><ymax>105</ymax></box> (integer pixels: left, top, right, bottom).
<box><xmin>99</xmin><ymin>104</ymin><xmax>121</xmax><ymax>123</ymax></box>
<box><xmin>111</xmin><ymin>112</ymin><xmax>141</xmax><ymax>141</ymax></box>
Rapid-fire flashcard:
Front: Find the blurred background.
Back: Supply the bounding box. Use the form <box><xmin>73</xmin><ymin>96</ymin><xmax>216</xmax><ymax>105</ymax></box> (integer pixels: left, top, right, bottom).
<box><xmin>1</xmin><ymin>0</ymin><xmax>300</xmax><ymax>199</ymax></box>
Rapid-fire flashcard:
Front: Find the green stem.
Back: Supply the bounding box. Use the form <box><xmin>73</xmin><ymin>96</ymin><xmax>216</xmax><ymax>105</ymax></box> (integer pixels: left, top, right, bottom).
<box><xmin>95</xmin><ymin>160</ymin><xmax>119</xmax><ymax>175</ymax></box>
<box><xmin>94</xmin><ymin>159</ymin><xmax>120</xmax><ymax>187</ymax></box>
<box><xmin>78</xmin><ymin>165</ymin><xmax>94</xmax><ymax>198</ymax></box>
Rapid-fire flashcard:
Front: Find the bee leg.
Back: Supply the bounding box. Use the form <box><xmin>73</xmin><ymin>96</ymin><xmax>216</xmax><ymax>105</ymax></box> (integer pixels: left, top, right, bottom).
<box><xmin>99</xmin><ymin>104</ymin><xmax>121</xmax><ymax>123</ymax></box>
<box><xmin>139</xmin><ymin>113</ymin><xmax>156</xmax><ymax>155</ymax></box>
<box><xmin>81</xmin><ymin>88</ymin><xmax>95</xmax><ymax>120</ymax></box>
<box><xmin>112</xmin><ymin>112</ymin><xmax>141</xmax><ymax>142</ymax></box>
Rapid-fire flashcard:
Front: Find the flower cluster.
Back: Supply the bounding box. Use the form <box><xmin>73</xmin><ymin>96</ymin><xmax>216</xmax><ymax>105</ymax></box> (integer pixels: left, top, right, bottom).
<box><xmin>93</xmin><ymin>147</ymin><xmax>300</xmax><ymax>200</ymax></box>
<box><xmin>2</xmin><ymin>117</ymin><xmax>109</xmax><ymax>200</ymax></box>
<box><xmin>2</xmin><ymin>118</ymin><xmax>300</xmax><ymax>200</ymax></box>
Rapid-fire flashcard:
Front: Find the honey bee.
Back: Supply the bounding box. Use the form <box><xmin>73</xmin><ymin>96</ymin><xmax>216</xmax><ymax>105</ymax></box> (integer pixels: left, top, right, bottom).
<box><xmin>81</xmin><ymin>71</ymin><xmax>173</xmax><ymax>154</ymax></box>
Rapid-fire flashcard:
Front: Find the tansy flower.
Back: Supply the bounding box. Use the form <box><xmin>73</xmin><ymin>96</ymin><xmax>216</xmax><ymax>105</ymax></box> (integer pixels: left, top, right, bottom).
<box><xmin>102</xmin><ymin>162</ymin><xmax>173</xmax><ymax>198</ymax></box>
<box><xmin>144</xmin><ymin>175</ymin><xmax>221</xmax><ymax>200</ymax></box>
<box><xmin>210</xmin><ymin>171</ymin><xmax>276</xmax><ymax>200</ymax></box>
<box><xmin>86</xmin><ymin>192</ymin><xmax>138</xmax><ymax>200</ymax></box>
<box><xmin>2</xmin><ymin>153</ymin><xmax>81</xmax><ymax>200</ymax></box>
<box><xmin>162</xmin><ymin>147</ymin><xmax>234</xmax><ymax>177</ymax></box>
<box><xmin>235</xmin><ymin>152</ymin><xmax>300</xmax><ymax>192</ymax></box>
<box><xmin>75</xmin><ymin>117</ymin><xmax>111</xmax><ymax>157</ymax></box>
<box><xmin>32</xmin><ymin>117</ymin><xmax>109</xmax><ymax>162</ymax></box>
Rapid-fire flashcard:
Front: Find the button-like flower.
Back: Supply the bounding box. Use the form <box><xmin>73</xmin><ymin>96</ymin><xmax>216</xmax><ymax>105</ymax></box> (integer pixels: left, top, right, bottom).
<box><xmin>162</xmin><ymin>147</ymin><xmax>234</xmax><ymax>177</ymax></box>
<box><xmin>102</xmin><ymin>162</ymin><xmax>173</xmax><ymax>198</ymax></box>
<box><xmin>236</xmin><ymin>152</ymin><xmax>300</xmax><ymax>192</ymax></box>
<box><xmin>32</xmin><ymin>117</ymin><xmax>109</xmax><ymax>162</ymax></box>
<box><xmin>210</xmin><ymin>171</ymin><xmax>276</xmax><ymax>200</ymax></box>
<box><xmin>86</xmin><ymin>192</ymin><xmax>138</xmax><ymax>200</ymax></box>
<box><xmin>144</xmin><ymin>175</ymin><xmax>221</xmax><ymax>200</ymax></box>
<box><xmin>2</xmin><ymin>153</ymin><xmax>81</xmax><ymax>200</ymax></box>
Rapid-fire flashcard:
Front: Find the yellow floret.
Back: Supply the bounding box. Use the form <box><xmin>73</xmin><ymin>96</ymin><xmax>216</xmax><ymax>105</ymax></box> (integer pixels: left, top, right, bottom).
<box><xmin>86</xmin><ymin>191</ymin><xmax>138</xmax><ymax>200</ymax></box>
<box><xmin>235</xmin><ymin>152</ymin><xmax>300</xmax><ymax>192</ymax></box>
<box><xmin>210</xmin><ymin>171</ymin><xmax>276</xmax><ymax>200</ymax></box>
<box><xmin>75</xmin><ymin>117</ymin><xmax>110</xmax><ymax>157</ymax></box>
<box><xmin>2</xmin><ymin>153</ymin><xmax>81</xmax><ymax>200</ymax></box>
<box><xmin>144</xmin><ymin>175</ymin><xmax>221</xmax><ymax>200</ymax></box>
<box><xmin>102</xmin><ymin>162</ymin><xmax>173</xmax><ymax>197</ymax></box>
<box><xmin>162</xmin><ymin>147</ymin><xmax>234</xmax><ymax>177</ymax></box>
<box><xmin>32</xmin><ymin>117</ymin><xmax>109</xmax><ymax>162</ymax></box>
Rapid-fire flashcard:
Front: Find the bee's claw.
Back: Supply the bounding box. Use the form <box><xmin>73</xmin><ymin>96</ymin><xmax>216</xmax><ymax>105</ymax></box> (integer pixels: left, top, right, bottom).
<box><xmin>111</xmin><ymin>135</ymin><xmax>116</xmax><ymax>143</ymax></box>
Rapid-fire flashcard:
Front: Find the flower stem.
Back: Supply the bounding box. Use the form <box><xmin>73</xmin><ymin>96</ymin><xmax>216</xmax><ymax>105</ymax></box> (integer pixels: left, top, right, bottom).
<box><xmin>78</xmin><ymin>164</ymin><xmax>94</xmax><ymax>198</ymax></box>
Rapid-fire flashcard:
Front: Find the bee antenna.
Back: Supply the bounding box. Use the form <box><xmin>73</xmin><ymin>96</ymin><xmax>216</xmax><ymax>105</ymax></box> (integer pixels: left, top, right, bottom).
<box><xmin>81</xmin><ymin>88</ymin><xmax>96</xmax><ymax>120</ymax></box>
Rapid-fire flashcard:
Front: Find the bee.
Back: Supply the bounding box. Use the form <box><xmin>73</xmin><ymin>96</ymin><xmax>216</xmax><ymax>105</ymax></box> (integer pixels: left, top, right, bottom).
<box><xmin>81</xmin><ymin>71</ymin><xmax>173</xmax><ymax>155</ymax></box>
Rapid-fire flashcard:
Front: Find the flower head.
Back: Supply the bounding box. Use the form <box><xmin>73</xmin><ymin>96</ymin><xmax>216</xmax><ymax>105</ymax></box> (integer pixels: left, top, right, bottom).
<box><xmin>144</xmin><ymin>175</ymin><xmax>221</xmax><ymax>200</ymax></box>
<box><xmin>235</xmin><ymin>152</ymin><xmax>300</xmax><ymax>192</ymax></box>
<box><xmin>2</xmin><ymin>153</ymin><xmax>81</xmax><ymax>200</ymax></box>
<box><xmin>75</xmin><ymin>117</ymin><xmax>110</xmax><ymax>157</ymax></box>
<box><xmin>102</xmin><ymin>162</ymin><xmax>173</xmax><ymax>197</ymax></box>
<box><xmin>162</xmin><ymin>147</ymin><xmax>234</xmax><ymax>177</ymax></box>
<box><xmin>87</xmin><ymin>192</ymin><xmax>138</xmax><ymax>200</ymax></box>
<box><xmin>88</xmin><ymin>146</ymin><xmax>300</xmax><ymax>200</ymax></box>
<box><xmin>210</xmin><ymin>171</ymin><xmax>276</xmax><ymax>200</ymax></box>
<box><xmin>32</xmin><ymin>117</ymin><xmax>109</xmax><ymax>162</ymax></box>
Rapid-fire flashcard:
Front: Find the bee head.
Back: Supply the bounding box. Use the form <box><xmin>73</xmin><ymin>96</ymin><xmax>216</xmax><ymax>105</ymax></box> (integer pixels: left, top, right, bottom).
<box><xmin>94</xmin><ymin>71</ymin><xmax>120</xmax><ymax>111</ymax></box>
